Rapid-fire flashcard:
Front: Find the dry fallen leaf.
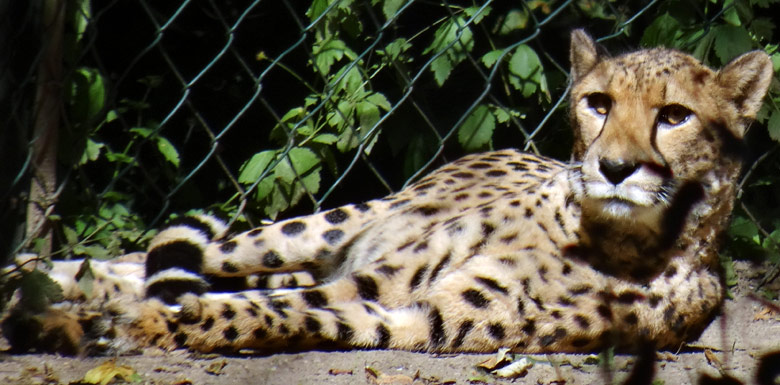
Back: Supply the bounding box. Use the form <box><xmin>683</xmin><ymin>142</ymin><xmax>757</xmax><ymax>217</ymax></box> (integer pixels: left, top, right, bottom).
<box><xmin>365</xmin><ymin>366</ymin><xmax>422</xmax><ymax>385</ymax></box>
<box><xmin>704</xmin><ymin>348</ymin><xmax>723</xmax><ymax>370</ymax></box>
<box><xmin>328</xmin><ymin>368</ymin><xmax>354</xmax><ymax>375</ymax></box>
<box><xmin>753</xmin><ymin>306</ymin><xmax>776</xmax><ymax>321</ymax></box>
<box><xmin>205</xmin><ymin>359</ymin><xmax>228</xmax><ymax>375</ymax></box>
<box><xmin>491</xmin><ymin>357</ymin><xmax>533</xmax><ymax>378</ymax></box>
<box><xmin>476</xmin><ymin>347</ymin><xmax>512</xmax><ymax>370</ymax></box>
<box><xmin>81</xmin><ymin>359</ymin><xmax>138</xmax><ymax>385</ymax></box>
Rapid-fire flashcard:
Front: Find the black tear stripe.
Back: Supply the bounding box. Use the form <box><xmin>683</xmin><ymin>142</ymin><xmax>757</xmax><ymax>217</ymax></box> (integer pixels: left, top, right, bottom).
<box><xmin>428</xmin><ymin>308</ymin><xmax>446</xmax><ymax>348</ymax></box>
<box><xmin>354</xmin><ymin>274</ymin><xmax>379</xmax><ymax>301</ymax></box>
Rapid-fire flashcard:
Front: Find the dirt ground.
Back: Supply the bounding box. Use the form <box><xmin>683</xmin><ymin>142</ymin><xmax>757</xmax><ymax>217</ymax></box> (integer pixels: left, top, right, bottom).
<box><xmin>0</xmin><ymin>260</ymin><xmax>778</xmax><ymax>385</ymax></box>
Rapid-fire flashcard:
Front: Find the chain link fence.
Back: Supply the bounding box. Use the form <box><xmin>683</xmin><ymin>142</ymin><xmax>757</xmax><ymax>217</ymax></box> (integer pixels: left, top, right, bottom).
<box><xmin>2</xmin><ymin>0</ymin><xmax>777</xmax><ymax>267</ymax></box>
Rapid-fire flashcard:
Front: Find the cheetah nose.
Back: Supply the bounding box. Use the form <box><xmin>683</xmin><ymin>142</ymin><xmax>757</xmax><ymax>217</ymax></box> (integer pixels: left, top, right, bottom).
<box><xmin>599</xmin><ymin>159</ymin><xmax>639</xmax><ymax>185</ymax></box>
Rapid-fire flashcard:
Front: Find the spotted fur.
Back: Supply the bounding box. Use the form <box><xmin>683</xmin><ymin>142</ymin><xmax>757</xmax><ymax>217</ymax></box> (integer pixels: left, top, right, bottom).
<box><xmin>2</xmin><ymin>30</ymin><xmax>773</xmax><ymax>355</ymax></box>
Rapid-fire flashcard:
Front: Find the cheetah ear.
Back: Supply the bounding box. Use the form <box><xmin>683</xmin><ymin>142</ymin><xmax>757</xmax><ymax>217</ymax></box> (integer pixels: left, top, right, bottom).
<box><xmin>570</xmin><ymin>29</ymin><xmax>602</xmax><ymax>81</ymax></box>
<box><xmin>717</xmin><ymin>51</ymin><xmax>774</xmax><ymax>120</ymax></box>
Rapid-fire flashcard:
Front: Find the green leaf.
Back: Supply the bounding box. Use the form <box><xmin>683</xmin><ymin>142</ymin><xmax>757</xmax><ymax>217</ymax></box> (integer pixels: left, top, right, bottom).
<box><xmin>129</xmin><ymin>127</ymin><xmax>153</xmax><ymax>138</ymax></box>
<box><xmin>382</xmin><ymin>0</ymin><xmax>405</xmax><ymax>20</ymax></box>
<box><xmin>313</xmin><ymin>133</ymin><xmax>338</xmax><ymax>144</ymax></box>
<box><xmin>306</xmin><ymin>0</ymin><xmax>329</xmax><ymax>22</ymax></box>
<box><xmin>155</xmin><ymin>136</ymin><xmax>180</xmax><ymax>167</ymax></box>
<box><xmin>723</xmin><ymin>0</ymin><xmax>741</xmax><ymax>26</ymax></box>
<box><xmin>275</xmin><ymin>148</ymin><xmax>320</xmax><ymax>184</ymax></box>
<box><xmin>481</xmin><ymin>49</ymin><xmax>503</xmax><ymax>68</ymax></box>
<box><xmin>313</xmin><ymin>39</ymin><xmax>347</xmax><ymax>75</ymax></box>
<box><xmin>641</xmin><ymin>13</ymin><xmax>682</xmax><ymax>47</ymax></box>
<box><xmin>508</xmin><ymin>45</ymin><xmax>546</xmax><ymax>98</ymax></box>
<box><xmin>79</xmin><ymin>139</ymin><xmax>104</xmax><ymax>165</ymax></box>
<box><xmin>366</xmin><ymin>92</ymin><xmax>392</xmax><ymax>111</ymax></box>
<box><xmin>424</xmin><ymin>16</ymin><xmax>474</xmax><ymax>86</ymax></box>
<box><xmin>239</xmin><ymin>150</ymin><xmax>276</xmax><ymax>184</ymax></box>
<box><xmin>714</xmin><ymin>25</ymin><xmax>753</xmax><ymax>63</ymax></box>
<box><xmin>20</xmin><ymin>270</ymin><xmax>64</xmax><ymax>313</ymax></box>
<box><xmin>379</xmin><ymin>38</ymin><xmax>412</xmax><ymax>62</ymax></box>
<box><xmin>463</xmin><ymin>5</ymin><xmax>491</xmax><ymax>25</ymax></box>
<box><xmin>749</xmin><ymin>18</ymin><xmax>775</xmax><ymax>42</ymax></box>
<box><xmin>768</xmin><ymin>110</ymin><xmax>780</xmax><ymax>142</ymax></box>
<box><xmin>458</xmin><ymin>105</ymin><xmax>495</xmax><ymax>151</ymax></box>
<box><xmin>498</xmin><ymin>9</ymin><xmax>529</xmax><ymax>34</ymax></box>
<box><xmin>76</xmin><ymin>259</ymin><xmax>95</xmax><ymax>299</ymax></box>
<box><xmin>70</xmin><ymin>67</ymin><xmax>106</xmax><ymax>123</ymax></box>
<box><xmin>357</xmin><ymin>100</ymin><xmax>380</xmax><ymax>134</ymax></box>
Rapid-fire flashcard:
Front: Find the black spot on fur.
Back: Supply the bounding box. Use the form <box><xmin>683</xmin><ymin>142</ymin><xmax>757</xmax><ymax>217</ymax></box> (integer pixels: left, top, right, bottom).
<box><xmin>354</xmin><ymin>274</ymin><xmax>379</xmax><ymax>301</ymax></box>
<box><xmin>571</xmin><ymin>338</ymin><xmax>591</xmax><ymax>348</ymax></box>
<box><xmin>354</xmin><ymin>202</ymin><xmax>371</xmax><ymax>212</ymax></box>
<box><xmin>648</xmin><ymin>294</ymin><xmax>662</xmax><ymax>308</ymax></box>
<box><xmin>246</xmin><ymin>307</ymin><xmax>258</xmax><ymax>317</ymax></box>
<box><xmin>337</xmin><ymin>322</ymin><xmax>354</xmax><ymax>342</ymax></box>
<box><xmin>410</xmin><ymin>264</ymin><xmax>428</xmax><ymax>291</ymax></box>
<box><xmin>166</xmin><ymin>320</ymin><xmax>178</xmax><ymax>333</ymax></box>
<box><xmin>558</xmin><ymin>296</ymin><xmax>575</xmax><ymax>306</ymax></box>
<box><xmin>488</xmin><ymin>323</ymin><xmax>505</xmax><ymax>340</ymax></box>
<box><xmin>462</xmin><ymin>289</ymin><xmax>489</xmax><ymax>308</ymax></box>
<box><xmin>262</xmin><ymin>250</ymin><xmax>284</xmax><ymax>268</ymax></box>
<box><xmin>664</xmin><ymin>264</ymin><xmax>677</xmax><ymax>278</ymax></box>
<box><xmin>597</xmin><ymin>304</ymin><xmax>613</xmax><ymax>320</ymax></box>
<box><xmin>376</xmin><ymin>264</ymin><xmax>402</xmax><ymax>277</ymax></box>
<box><xmin>452</xmin><ymin>320</ymin><xmax>474</xmax><ymax>348</ymax></box>
<box><xmin>174</xmin><ymin>332</ymin><xmax>188</xmax><ymax>347</ymax></box>
<box><xmin>486</xmin><ymin>169</ymin><xmax>507</xmax><ymax>177</ymax></box>
<box><xmin>617</xmin><ymin>291</ymin><xmax>644</xmax><ymax>304</ymax></box>
<box><xmin>253</xmin><ymin>327</ymin><xmax>267</xmax><ymax>339</ymax></box>
<box><xmin>663</xmin><ymin>304</ymin><xmax>676</xmax><ymax>322</ymax></box>
<box><xmin>376</xmin><ymin>324</ymin><xmax>391</xmax><ymax>348</ymax></box>
<box><xmin>451</xmin><ymin>171</ymin><xmax>475</xmax><ymax>179</ymax></box>
<box><xmin>624</xmin><ymin>312</ymin><xmax>639</xmax><ymax>325</ymax></box>
<box><xmin>429</xmin><ymin>253</ymin><xmax>451</xmax><ymax>283</ymax></box>
<box><xmin>540</xmin><ymin>327</ymin><xmax>567</xmax><ymax>347</ymax></box>
<box><xmin>475</xmin><ymin>276</ymin><xmax>508</xmax><ymax>295</ymax></box>
<box><xmin>223</xmin><ymin>326</ymin><xmax>239</xmax><ymax>341</ymax></box>
<box><xmin>304</xmin><ymin>316</ymin><xmax>321</xmax><ymax>332</ymax></box>
<box><xmin>279</xmin><ymin>325</ymin><xmax>290</xmax><ymax>334</ymax></box>
<box><xmin>551</xmin><ymin>310</ymin><xmax>562</xmax><ymax>319</ymax></box>
<box><xmin>517</xmin><ymin>298</ymin><xmax>526</xmax><ymax>315</ymax></box>
<box><xmin>569</xmin><ymin>285</ymin><xmax>592</xmax><ymax>295</ymax></box>
<box><xmin>220</xmin><ymin>241</ymin><xmax>238</xmax><ymax>253</ymax></box>
<box><xmin>415</xmin><ymin>205</ymin><xmax>440</xmax><ymax>216</ymax></box>
<box><xmin>325</xmin><ymin>208</ymin><xmax>350</xmax><ymax>224</ymax></box>
<box><xmin>163</xmin><ymin>216</ymin><xmax>219</xmax><ymax>239</ymax></box>
<box><xmin>574</xmin><ymin>314</ymin><xmax>590</xmax><ymax>329</ymax></box>
<box><xmin>145</xmin><ymin>278</ymin><xmax>208</xmax><ymax>305</ymax></box>
<box><xmin>248</xmin><ymin>228</ymin><xmax>263</xmax><ymax>237</ymax></box>
<box><xmin>201</xmin><ymin>317</ymin><xmax>215</xmax><ymax>331</ymax></box>
<box><xmin>302</xmin><ymin>290</ymin><xmax>328</xmax><ymax>308</ymax></box>
<box><xmin>429</xmin><ymin>308</ymin><xmax>446</xmax><ymax>348</ymax></box>
<box><xmin>146</xmin><ymin>241</ymin><xmax>204</xmax><ymax>277</ymax></box>
<box><xmin>221</xmin><ymin>261</ymin><xmax>239</xmax><ymax>273</ymax></box>
<box><xmin>468</xmin><ymin>162</ymin><xmax>492</xmax><ymax>169</ymax></box>
<box><xmin>389</xmin><ymin>199</ymin><xmax>411</xmax><ymax>209</ymax></box>
<box><xmin>322</xmin><ymin>229</ymin><xmax>345</xmax><ymax>245</ymax></box>
<box><xmin>413</xmin><ymin>241</ymin><xmax>429</xmax><ymax>252</ymax></box>
<box><xmin>281</xmin><ymin>221</ymin><xmax>307</xmax><ymax>235</ymax></box>
<box><xmin>413</xmin><ymin>181</ymin><xmax>437</xmax><ymax>192</ymax></box>
<box><xmin>481</xmin><ymin>222</ymin><xmax>495</xmax><ymax>238</ymax></box>
<box><xmin>521</xmin><ymin>319</ymin><xmax>536</xmax><ymax>335</ymax></box>
<box><xmin>270</xmin><ymin>300</ymin><xmax>290</xmax><ymax>318</ymax></box>
<box><xmin>222</xmin><ymin>304</ymin><xmax>236</xmax><ymax>320</ymax></box>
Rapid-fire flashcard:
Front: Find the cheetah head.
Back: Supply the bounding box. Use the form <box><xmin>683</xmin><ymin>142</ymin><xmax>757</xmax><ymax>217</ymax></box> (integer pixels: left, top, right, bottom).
<box><xmin>567</xmin><ymin>30</ymin><xmax>773</xmax><ymax>227</ymax></box>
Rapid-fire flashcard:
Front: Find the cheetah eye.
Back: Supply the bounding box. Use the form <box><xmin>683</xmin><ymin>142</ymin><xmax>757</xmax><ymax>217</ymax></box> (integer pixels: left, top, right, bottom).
<box><xmin>585</xmin><ymin>93</ymin><xmax>611</xmax><ymax>116</ymax></box>
<box><xmin>658</xmin><ymin>104</ymin><xmax>692</xmax><ymax>128</ymax></box>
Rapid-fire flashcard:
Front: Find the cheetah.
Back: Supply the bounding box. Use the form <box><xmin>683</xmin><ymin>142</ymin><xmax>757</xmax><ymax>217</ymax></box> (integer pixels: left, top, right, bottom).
<box><xmin>2</xmin><ymin>30</ymin><xmax>773</xmax><ymax>355</ymax></box>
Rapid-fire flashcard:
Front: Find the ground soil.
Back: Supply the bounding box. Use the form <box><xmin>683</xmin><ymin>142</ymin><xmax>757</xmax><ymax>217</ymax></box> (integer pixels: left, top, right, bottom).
<box><xmin>1</xmin><ymin>261</ymin><xmax>778</xmax><ymax>385</ymax></box>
